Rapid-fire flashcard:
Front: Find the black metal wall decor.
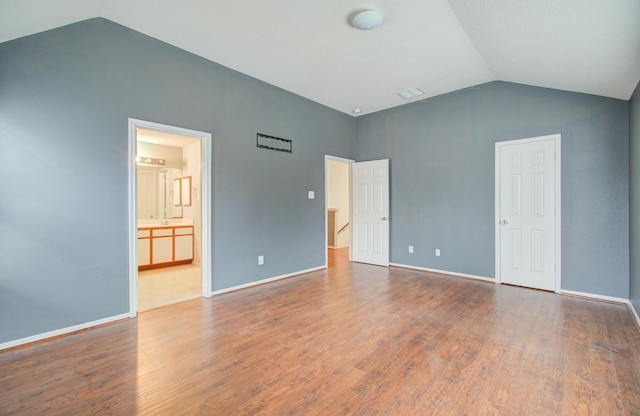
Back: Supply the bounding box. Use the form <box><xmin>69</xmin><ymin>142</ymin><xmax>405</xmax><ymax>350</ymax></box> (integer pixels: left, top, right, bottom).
<box><xmin>257</xmin><ymin>133</ymin><xmax>292</xmax><ymax>153</ymax></box>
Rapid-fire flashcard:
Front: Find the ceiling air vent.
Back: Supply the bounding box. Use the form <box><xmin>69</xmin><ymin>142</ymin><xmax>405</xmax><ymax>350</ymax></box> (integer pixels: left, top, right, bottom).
<box><xmin>397</xmin><ymin>88</ymin><xmax>425</xmax><ymax>99</ymax></box>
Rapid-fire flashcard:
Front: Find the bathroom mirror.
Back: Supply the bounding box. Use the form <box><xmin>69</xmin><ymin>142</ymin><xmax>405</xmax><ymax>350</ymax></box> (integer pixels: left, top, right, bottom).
<box><xmin>137</xmin><ymin>166</ymin><xmax>183</xmax><ymax>219</ymax></box>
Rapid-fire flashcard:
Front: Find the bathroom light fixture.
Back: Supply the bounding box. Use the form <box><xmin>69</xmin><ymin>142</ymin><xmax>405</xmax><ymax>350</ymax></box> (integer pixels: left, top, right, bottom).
<box><xmin>397</xmin><ymin>87</ymin><xmax>425</xmax><ymax>99</ymax></box>
<box><xmin>351</xmin><ymin>10</ymin><xmax>384</xmax><ymax>30</ymax></box>
<box><xmin>136</xmin><ymin>156</ymin><xmax>165</xmax><ymax>166</ymax></box>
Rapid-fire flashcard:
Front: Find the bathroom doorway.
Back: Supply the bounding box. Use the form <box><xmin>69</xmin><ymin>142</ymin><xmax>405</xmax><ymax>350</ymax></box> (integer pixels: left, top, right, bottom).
<box><xmin>128</xmin><ymin>119</ymin><xmax>212</xmax><ymax>316</ymax></box>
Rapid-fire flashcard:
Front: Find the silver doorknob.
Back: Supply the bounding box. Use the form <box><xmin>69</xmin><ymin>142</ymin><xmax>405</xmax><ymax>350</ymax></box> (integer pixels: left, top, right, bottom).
<box><xmin>382</xmin><ymin>217</ymin><xmax>388</xmax><ymax>221</ymax></box>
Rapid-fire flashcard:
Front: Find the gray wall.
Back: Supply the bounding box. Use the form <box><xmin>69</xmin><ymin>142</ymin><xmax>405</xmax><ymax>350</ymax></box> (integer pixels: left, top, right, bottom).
<box><xmin>1</xmin><ymin>17</ymin><xmax>634</xmax><ymax>346</ymax></box>
<box><xmin>630</xmin><ymin>82</ymin><xmax>640</xmax><ymax>314</ymax></box>
<box><xmin>356</xmin><ymin>81</ymin><xmax>629</xmax><ymax>298</ymax></box>
<box><xmin>0</xmin><ymin>18</ymin><xmax>355</xmax><ymax>344</ymax></box>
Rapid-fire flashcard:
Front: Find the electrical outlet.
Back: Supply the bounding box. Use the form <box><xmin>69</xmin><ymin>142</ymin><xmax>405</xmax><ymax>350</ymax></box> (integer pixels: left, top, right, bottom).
<box><xmin>408</xmin><ymin>245</ymin><xmax>414</xmax><ymax>254</ymax></box>
<box><xmin>258</xmin><ymin>255</ymin><xmax>264</xmax><ymax>265</ymax></box>
<box><xmin>435</xmin><ymin>249</ymin><xmax>440</xmax><ymax>257</ymax></box>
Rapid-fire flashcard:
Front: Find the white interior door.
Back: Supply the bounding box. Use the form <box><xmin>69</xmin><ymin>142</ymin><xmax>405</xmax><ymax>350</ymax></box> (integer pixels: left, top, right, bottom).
<box><xmin>351</xmin><ymin>159</ymin><xmax>389</xmax><ymax>266</ymax></box>
<box><xmin>497</xmin><ymin>137</ymin><xmax>558</xmax><ymax>291</ymax></box>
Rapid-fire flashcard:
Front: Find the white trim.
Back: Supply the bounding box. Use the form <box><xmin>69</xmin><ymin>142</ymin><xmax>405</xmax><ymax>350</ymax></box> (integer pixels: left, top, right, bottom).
<box><xmin>555</xmin><ymin>137</ymin><xmax>562</xmax><ymax>293</ymax></box>
<box><xmin>201</xmin><ymin>131</ymin><xmax>213</xmax><ymax>297</ymax></box>
<box><xmin>128</xmin><ymin>121</ymin><xmax>138</xmax><ymax>317</ymax></box>
<box><xmin>628</xmin><ymin>301</ymin><xmax>640</xmax><ymax>329</ymax></box>
<box><xmin>0</xmin><ymin>313</ymin><xmax>129</xmax><ymax>351</ymax></box>
<box><xmin>560</xmin><ymin>289</ymin><xmax>628</xmax><ymax>304</ymax></box>
<box><xmin>324</xmin><ymin>155</ymin><xmax>355</xmax><ymax>267</ymax></box>
<box><xmin>211</xmin><ymin>266</ymin><xmax>326</xmax><ymax>296</ymax></box>
<box><xmin>495</xmin><ymin>134</ymin><xmax>562</xmax><ymax>293</ymax></box>
<box><xmin>128</xmin><ymin>118</ymin><xmax>213</xmax><ymax>317</ymax></box>
<box><xmin>389</xmin><ymin>263</ymin><xmax>494</xmax><ymax>283</ymax></box>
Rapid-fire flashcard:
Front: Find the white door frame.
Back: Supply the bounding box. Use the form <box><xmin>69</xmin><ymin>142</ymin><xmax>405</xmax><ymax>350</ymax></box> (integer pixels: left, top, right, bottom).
<box><xmin>128</xmin><ymin>118</ymin><xmax>213</xmax><ymax>317</ymax></box>
<box><xmin>495</xmin><ymin>134</ymin><xmax>562</xmax><ymax>293</ymax></box>
<box><xmin>324</xmin><ymin>155</ymin><xmax>355</xmax><ymax>266</ymax></box>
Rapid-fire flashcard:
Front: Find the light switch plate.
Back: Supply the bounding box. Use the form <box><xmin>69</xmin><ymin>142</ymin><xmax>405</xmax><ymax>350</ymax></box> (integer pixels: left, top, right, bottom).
<box><xmin>308</xmin><ymin>191</ymin><xmax>315</xmax><ymax>199</ymax></box>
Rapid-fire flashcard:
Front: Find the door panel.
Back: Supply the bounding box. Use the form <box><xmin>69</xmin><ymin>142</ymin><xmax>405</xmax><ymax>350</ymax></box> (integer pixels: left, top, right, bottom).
<box><xmin>499</xmin><ymin>139</ymin><xmax>556</xmax><ymax>291</ymax></box>
<box><xmin>351</xmin><ymin>159</ymin><xmax>389</xmax><ymax>266</ymax></box>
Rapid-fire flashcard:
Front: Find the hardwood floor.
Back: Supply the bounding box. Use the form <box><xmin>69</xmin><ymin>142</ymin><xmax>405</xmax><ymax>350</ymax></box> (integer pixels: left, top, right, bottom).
<box><xmin>2</xmin><ymin>248</ymin><xmax>640</xmax><ymax>415</ymax></box>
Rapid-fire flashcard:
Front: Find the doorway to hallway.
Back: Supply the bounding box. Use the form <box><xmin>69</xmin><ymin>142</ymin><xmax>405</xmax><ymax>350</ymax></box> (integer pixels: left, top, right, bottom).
<box><xmin>326</xmin><ymin>156</ymin><xmax>353</xmax><ymax>265</ymax></box>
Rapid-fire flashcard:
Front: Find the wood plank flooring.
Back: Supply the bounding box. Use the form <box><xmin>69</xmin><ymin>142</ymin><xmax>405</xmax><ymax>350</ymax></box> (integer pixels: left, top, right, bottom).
<box><xmin>2</xmin><ymin>248</ymin><xmax>640</xmax><ymax>415</ymax></box>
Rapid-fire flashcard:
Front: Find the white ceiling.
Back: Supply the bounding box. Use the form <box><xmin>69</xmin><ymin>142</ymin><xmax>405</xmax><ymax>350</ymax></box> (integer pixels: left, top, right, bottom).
<box><xmin>2</xmin><ymin>0</ymin><xmax>639</xmax><ymax>116</ymax></box>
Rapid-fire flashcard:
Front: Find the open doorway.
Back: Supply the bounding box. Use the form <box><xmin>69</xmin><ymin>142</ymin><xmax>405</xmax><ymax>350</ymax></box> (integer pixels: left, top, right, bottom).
<box><xmin>325</xmin><ymin>156</ymin><xmax>354</xmax><ymax>266</ymax></box>
<box><xmin>128</xmin><ymin>119</ymin><xmax>212</xmax><ymax>317</ymax></box>
<box><xmin>136</xmin><ymin>129</ymin><xmax>201</xmax><ymax>311</ymax></box>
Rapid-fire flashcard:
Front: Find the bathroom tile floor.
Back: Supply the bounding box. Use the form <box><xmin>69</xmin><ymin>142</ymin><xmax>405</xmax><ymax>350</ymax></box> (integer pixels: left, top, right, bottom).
<box><xmin>138</xmin><ymin>264</ymin><xmax>201</xmax><ymax>312</ymax></box>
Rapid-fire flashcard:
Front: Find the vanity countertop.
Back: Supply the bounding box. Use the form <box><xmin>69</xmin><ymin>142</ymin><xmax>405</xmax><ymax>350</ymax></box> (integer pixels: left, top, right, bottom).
<box><xmin>138</xmin><ymin>220</ymin><xmax>193</xmax><ymax>229</ymax></box>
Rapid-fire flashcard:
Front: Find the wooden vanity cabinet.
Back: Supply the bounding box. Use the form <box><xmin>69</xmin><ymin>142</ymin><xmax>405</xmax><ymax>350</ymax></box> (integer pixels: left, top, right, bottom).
<box><xmin>138</xmin><ymin>229</ymin><xmax>151</xmax><ymax>267</ymax></box>
<box><xmin>138</xmin><ymin>225</ymin><xmax>194</xmax><ymax>270</ymax></box>
<box><xmin>174</xmin><ymin>227</ymin><xmax>194</xmax><ymax>261</ymax></box>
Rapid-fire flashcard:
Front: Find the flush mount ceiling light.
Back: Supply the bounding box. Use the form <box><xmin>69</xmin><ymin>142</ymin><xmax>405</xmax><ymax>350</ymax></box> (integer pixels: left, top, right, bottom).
<box><xmin>351</xmin><ymin>10</ymin><xmax>384</xmax><ymax>30</ymax></box>
<box><xmin>397</xmin><ymin>87</ymin><xmax>425</xmax><ymax>99</ymax></box>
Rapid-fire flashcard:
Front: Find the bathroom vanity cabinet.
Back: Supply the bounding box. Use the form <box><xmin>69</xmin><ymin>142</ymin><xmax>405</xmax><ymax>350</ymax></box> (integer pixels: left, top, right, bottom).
<box><xmin>138</xmin><ymin>225</ymin><xmax>194</xmax><ymax>270</ymax></box>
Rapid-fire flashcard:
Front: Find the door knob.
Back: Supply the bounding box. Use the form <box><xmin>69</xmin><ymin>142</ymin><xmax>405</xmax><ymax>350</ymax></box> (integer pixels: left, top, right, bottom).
<box><xmin>382</xmin><ymin>217</ymin><xmax>389</xmax><ymax>221</ymax></box>
<box><xmin>501</xmin><ymin>219</ymin><xmax>509</xmax><ymax>225</ymax></box>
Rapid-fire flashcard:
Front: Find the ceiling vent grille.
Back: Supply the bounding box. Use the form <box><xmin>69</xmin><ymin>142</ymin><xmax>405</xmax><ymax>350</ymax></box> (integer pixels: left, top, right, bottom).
<box><xmin>397</xmin><ymin>88</ymin><xmax>425</xmax><ymax>99</ymax></box>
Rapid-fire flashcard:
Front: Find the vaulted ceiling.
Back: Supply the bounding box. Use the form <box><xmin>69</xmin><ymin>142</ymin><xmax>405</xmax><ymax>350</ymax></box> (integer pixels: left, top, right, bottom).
<box><xmin>2</xmin><ymin>0</ymin><xmax>639</xmax><ymax>116</ymax></box>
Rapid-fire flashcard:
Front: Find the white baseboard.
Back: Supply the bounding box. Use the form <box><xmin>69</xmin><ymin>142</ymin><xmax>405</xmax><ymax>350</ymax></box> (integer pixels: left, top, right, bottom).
<box><xmin>210</xmin><ymin>266</ymin><xmax>326</xmax><ymax>296</ymax></box>
<box><xmin>0</xmin><ymin>313</ymin><xmax>130</xmax><ymax>351</ymax></box>
<box><xmin>389</xmin><ymin>263</ymin><xmax>494</xmax><ymax>283</ymax></box>
<box><xmin>628</xmin><ymin>300</ymin><xmax>640</xmax><ymax>328</ymax></box>
<box><xmin>560</xmin><ymin>289</ymin><xmax>627</xmax><ymax>304</ymax></box>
